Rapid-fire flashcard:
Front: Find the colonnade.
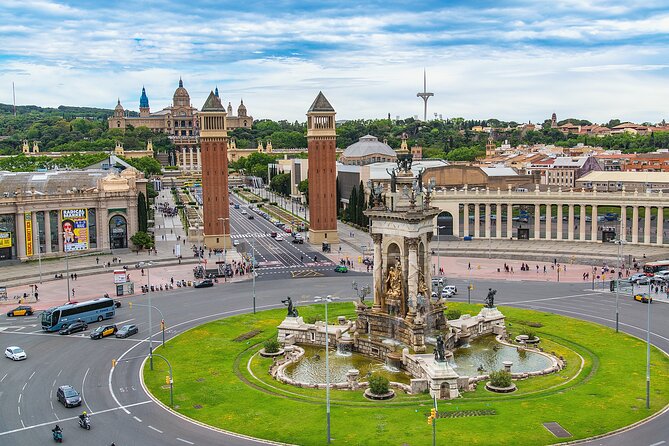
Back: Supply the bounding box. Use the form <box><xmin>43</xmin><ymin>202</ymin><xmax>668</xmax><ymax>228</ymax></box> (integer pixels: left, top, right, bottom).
<box><xmin>180</xmin><ymin>147</ymin><xmax>201</xmax><ymax>171</ymax></box>
<box><xmin>432</xmin><ymin>187</ymin><xmax>669</xmax><ymax>246</ymax></box>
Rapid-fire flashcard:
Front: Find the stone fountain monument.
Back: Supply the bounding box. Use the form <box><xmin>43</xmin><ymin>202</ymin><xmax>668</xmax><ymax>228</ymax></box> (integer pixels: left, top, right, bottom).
<box><xmin>355</xmin><ymin>146</ymin><xmax>447</xmax><ymax>353</ymax></box>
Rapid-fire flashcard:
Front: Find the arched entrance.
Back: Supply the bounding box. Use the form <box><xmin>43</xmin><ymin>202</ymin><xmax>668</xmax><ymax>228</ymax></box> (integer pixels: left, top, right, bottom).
<box><xmin>437</xmin><ymin>212</ymin><xmax>454</xmax><ymax>236</ymax></box>
<box><xmin>109</xmin><ymin>215</ymin><xmax>128</xmax><ymax>249</ymax></box>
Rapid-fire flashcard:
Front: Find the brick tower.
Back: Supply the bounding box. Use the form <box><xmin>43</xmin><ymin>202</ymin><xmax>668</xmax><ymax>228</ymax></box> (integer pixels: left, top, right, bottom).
<box><xmin>307</xmin><ymin>91</ymin><xmax>339</xmax><ymax>245</ymax></box>
<box><xmin>200</xmin><ymin>91</ymin><xmax>230</xmax><ymax>250</ymax></box>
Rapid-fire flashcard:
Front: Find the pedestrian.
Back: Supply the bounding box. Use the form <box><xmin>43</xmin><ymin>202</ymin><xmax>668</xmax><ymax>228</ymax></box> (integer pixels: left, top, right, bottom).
<box><xmin>74</xmin><ymin>273</ymin><xmax>78</xmax><ymax>280</ymax></box>
<box><xmin>543</xmin><ymin>265</ymin><xmax>546</xmax><ymax>273</ymax></box>
<box><xmin>468</xmin><ymin>262</ymin><xmax>471</xmax><ymax>270</ymax></box>
<box><xmin>142</xmin><ymin>268</ymin><xmax>145</xmax><ymax>276</ymax></box>
<box><xmin>35</xmin><ymin>292</ymin><xmax>39</xmax><ymax>301</ymax></box>
<box><xmin>96</xmin><ymin>257</ymin><xmax>99</xmax><ymax>265</ymax></box>
<box><xmin>72</xmin><ymin>289</ymin><xmax>75</xmax><ymax>299</ymax></box>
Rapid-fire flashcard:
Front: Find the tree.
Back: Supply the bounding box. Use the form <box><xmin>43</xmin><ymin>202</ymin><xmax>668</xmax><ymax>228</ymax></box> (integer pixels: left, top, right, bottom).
<box><xmin>357</xmin><ymin>180</ymin><xmax>366</xmax><ymax>227</ymax></box>
<box><xmin>137</xmin><ymin>192</ymin><xmax>148</xmax><ymax>232</ymax></box>
<box><xmin>130</xmin><ymin>231</ymin><xmax>153</xmax><ymax>250</ymax></box>
<box><xmin>124</xmin><ymin>156</ymin><xmax>162</xmax><ymax>177</ymax></box>
<box><xmin>348</xmin><ymin>185</ymin><xmax>358</xmax><ymax>224</ymax></box>
<box><xmin>269</xmin><ymin>173</ymin><xmax>291</xmax><ymax>196</ymax></box>
<box><xmin>298</xmin><ymin>179</ymin><xmax>309</xmax><ymax>205</ymax></box>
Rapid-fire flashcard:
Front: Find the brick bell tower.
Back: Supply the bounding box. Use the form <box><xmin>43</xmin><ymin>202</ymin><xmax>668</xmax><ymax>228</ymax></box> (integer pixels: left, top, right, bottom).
<box><xmin>200</xmin><ymin>90</ymin><xmax>231</xmax><ymax>250</ymax></box>
<box><xmin>307</xmin><ymin>91</ymin><xmax>339</xmax><ymax>245</ymax></box>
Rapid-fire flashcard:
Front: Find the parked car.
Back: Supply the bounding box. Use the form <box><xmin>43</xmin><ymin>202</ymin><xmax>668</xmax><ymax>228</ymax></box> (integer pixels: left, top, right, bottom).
<box><xmin>6</xmin><ymin>305</ymin><xmax>33</xmax><ymax>317</ymax></box>
<box><xmin>56</xmin><ymin>385</ymin><xmax>81</xmax><ymax>408</ymax></box>
<box><xmin>334</xmin><ymin>265</ymin><xmax>348</xmax><ymax>273</ymax></box>
<box><xmin>5</xmin><ymin>346</ymin><xmax>26</xmax><ymax>361</ymax></box>
<box><xmin>634</xmin><ymin>294</ymin><xmax>653</xmax><ymax>304</ymax></box>
<box><xmin>59</xmin><ymin>321</ymin><xmax>88</xmax><ymax>335</ymax></box>
<box><xmin>89</xmin><ymin>324</ymin><xmax>118</xmax><ymax>340</ymax></box>
<box><xmin>194</xmin><ymin>279</ymin><xmax>214</xmax><ymax>288</ymax></box>
<box><xmin>116</xmin><ymin>324</ymin><xmax>139</xmax><ymax>338</ymax></box>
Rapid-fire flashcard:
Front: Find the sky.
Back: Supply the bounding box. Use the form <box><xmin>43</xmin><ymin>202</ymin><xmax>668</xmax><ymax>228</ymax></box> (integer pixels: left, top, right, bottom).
<box><xmin>1</xmin><ymin>0</ymin><xmax>669</xmax><ymax>123</ymax></box>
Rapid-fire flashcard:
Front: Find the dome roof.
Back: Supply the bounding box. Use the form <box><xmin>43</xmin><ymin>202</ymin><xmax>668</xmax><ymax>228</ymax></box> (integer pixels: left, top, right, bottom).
<box><xmin>237</xmin><ymin>99</ymin><xmax>247</xmax><ymax>116</ymax></box>
<box><xmin>115</xmin><ymin>99</ymin><xmax>124</xmax><ymax>111</ymax></box>
<box><xmin>342</xmin><ymin>135</ymin><xmax>396</xmax><ymax>158</ymax></box>
<box><xmin>173</xmin><ymin>78</ymin><xmax>190</xmax><ymax>100</ymax></box>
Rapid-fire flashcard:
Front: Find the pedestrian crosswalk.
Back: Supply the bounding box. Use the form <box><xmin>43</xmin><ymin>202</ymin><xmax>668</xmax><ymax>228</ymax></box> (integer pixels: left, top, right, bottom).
<box><xmin>231</xmin><ymin>233</ymin><xmax>270</xmax><ymax>239</ymax></box>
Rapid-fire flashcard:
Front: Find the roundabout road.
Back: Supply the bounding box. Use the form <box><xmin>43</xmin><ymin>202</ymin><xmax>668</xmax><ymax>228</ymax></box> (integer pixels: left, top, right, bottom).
<box><xmin>1</xmin><ymin>275</ymin><xmax>668</xmax><ymax>445</ymax></box>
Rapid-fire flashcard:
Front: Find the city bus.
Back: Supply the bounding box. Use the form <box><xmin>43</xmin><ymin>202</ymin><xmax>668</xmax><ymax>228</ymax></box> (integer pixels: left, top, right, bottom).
<box><xmin>41</xmin><ymin>298</ymin><xmax>116</xmax><ymax>332</ymax></box>
<box><xmin>642</xmin><ymin>260</ymin><xmax>669</xmax><ymax>275</ymax></box>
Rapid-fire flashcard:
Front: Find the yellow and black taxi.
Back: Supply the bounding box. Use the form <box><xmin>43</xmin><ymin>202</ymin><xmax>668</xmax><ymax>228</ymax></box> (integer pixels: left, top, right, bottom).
<box><xmin>89</xmin><ymin>324</ymin><xmax>118</xmax><ymax>339</ymax></box>
<box><xmin>633</xmin><ymin>293</ymin><xmax>653</xmax><ymax>304</ymax></box>
<box><xmin>7</xmin><ymin>305</ymin><xmax>33</xmax><ymax>317</ymax></box>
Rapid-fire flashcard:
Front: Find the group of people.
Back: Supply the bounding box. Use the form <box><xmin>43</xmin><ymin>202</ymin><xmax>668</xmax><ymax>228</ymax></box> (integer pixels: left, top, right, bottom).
<box><xmin>157</xmin><ymin>202</ymin><xmax>178</xmax><ymax>217</ymax></box>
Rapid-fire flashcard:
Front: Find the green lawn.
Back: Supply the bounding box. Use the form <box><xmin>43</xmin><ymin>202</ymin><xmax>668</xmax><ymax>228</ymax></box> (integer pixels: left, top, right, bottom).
<box><xmin>143</xmin><ymin>302</ymin><xmax>669</xmax><ymax>446</ymax></box>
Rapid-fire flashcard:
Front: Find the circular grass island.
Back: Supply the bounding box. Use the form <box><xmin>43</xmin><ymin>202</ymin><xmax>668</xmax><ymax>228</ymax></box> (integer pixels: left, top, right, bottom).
<box><xmin>143</xmin><ymin>302</ymin><xmax>669</xmax><ymax>446</ymax></box>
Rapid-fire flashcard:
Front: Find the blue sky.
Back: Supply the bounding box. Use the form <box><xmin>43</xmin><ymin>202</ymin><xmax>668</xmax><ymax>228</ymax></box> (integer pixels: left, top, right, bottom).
<box><xmin>1</xmin><ymin>0</ymin><xmax>669</xmax><ymax>123</ymax></box>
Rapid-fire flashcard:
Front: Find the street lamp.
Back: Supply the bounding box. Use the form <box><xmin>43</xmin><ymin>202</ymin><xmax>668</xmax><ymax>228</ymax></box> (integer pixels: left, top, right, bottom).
<box><xmin>34</xmin><ymin>216</ymin><xmax>42</xmax><ymax>284</ymax></box>
<box><xmin>614</xmin><ymin>239</ymin><xmax>626</xmax><ymax>333</ymax></box>
<box><xmin>435</xmin><ymin>226</ymin><xmax>445</xmax><ymax>276</ymax></box>
<box><xmin>218</xmin><ymin>217</ymin><xmax>230</xmax><ymax>282</ymax></box>
<box><xmin>59</xmin><ymin>232</ymin><xmax>71</xmax><ymax>302</ymax></box>
<box><xmin>132</xmin><ymin>302</ymin><xmax>166</xmax><ymax>348</ymax></box>
<box><xmin>351</xmin><ymin>281</ymin><xmax>370</xmax><ymax>304</ymax></box>
<box><xmin>146</xmin><ymin>261</ymin><xmax>154</xmax><ymax>370</ymax></box>
<box><xmin>646</xmin><ymin>277</ymin><xmax>652</xmax><ymax>409</ymax></box>
<box><xmin>252</xmin><ymin>236</ymin><xmax>257</xmax><ymax>314</ymax></box>
<box><xmin>314</xmin><ymin>295</ymin><xmax>336</xmax><ymax>444</ymax></box>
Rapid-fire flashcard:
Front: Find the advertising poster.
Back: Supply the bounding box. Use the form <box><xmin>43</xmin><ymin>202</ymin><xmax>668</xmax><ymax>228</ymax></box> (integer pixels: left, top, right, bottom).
<box><xmin>62</xmin><ymin>209</ymin><xmax>89</xmax><ymax>252</ymax></box>
<box><xmin>25</xmin><ymin>212</ymin><xmax>33</xmax><ymax>257</ymax></box>
<box><xmin>0</xmin><ymin>232</ymin><xmax>13</xmax><ymax>248</ymax></box>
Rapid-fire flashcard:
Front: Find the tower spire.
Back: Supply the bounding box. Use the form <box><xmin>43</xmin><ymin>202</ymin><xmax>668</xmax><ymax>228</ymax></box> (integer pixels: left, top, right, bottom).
<box><xmin>416</xmin><ymin>68</ymin><xmax>434</xmax><ymax>122</ymax></box>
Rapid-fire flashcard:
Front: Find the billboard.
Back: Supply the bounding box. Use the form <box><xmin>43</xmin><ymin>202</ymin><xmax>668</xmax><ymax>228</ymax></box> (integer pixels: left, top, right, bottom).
<box><xmin>62</xmin><ymin>209</ymin><xmax>89</xmax><ymax>252</ymax></box>
<box><xmin>0</xmin><ymin>231</ymin><xmax>13</xmax><ymax>248</ymax></box>
<box><xmin>25</xmin><ymin>213</ymin><xmax>33</xmax><ymax>257</ymax></box>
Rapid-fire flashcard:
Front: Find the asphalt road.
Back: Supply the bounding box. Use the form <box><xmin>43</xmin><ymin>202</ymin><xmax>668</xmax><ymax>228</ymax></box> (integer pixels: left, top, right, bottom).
<box><xmin>1</xmin><ymin>275</ymin><xmax>668</xmax><ymax>445</ymax></box>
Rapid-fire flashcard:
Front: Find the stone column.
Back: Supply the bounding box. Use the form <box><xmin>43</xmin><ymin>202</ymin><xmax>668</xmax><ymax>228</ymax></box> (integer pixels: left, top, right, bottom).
<box><xmin>620</xmin><ymin>206</ymin><xmax>627</xmax><ymax>242</ymax></box>
<box><xmin>579</xmin><ymin>205</ymin><xmax>586</xmax><ymax>241</ymax></box>
<box><xmin>189</xmin><ymin>147</ymin><xmax>194</xmax><ymax>170</ymax></box>
<box><xmin>474</xmin><ymin>204</ymin><xmax>480</xmax><ymax>238</ymax></box>
<box><xmin>644</xmin><ymin>206</ymin><xmax>651</xmax><ymax>244</ymax></box>
<box><xmin>407</xmin><ymin>238</ymin><xmax>419</xmax><ymax>317</ymax></box>
<box><xmin>545</xmin><ymin>204</ymin><xmax>552</xmax><ymax>240</ymax></box>
<box><xmin>632</xmin><ymin>206</ymin><xmax>639</xmax><ymax>244</ymax></box>
<box><xmin>657</xmin><ymin>207</ymin><xmax>664</xmax><ymax>245</ymax></box>
<box><xmin>484</xmin><ymin>203</ymin><xmax>491</xmax><ymax>238</ymax></box>
<box><xmin>181</xmin><ymin>147</ymin><xmax>187</xmax><ymax>170</ymax></box>
<box><xmin>196</xmin><ymin>147</ymin><xmax>202</xmax><ymax>170</ymax></box>
<box><xmin>567</xmin><ymin>204</ymin><xmax>575</xmax><ymax>240</ymax></box>
<box><xmin>16</xmin><ymin>212</ymin><xmax>26</xmax><ymax>258</ymax></box>
<box><xmin>57</xmin><ymin>210</ymin><xmax>64</xmax><ymax>252</ymax></box>
<box><xmin>533</xmin><ymin>203</ymin><xmax>540</xmax><ymax>240</ymax></box>
<box><xmin>99</xmin><ymin>208</ymin><xmax>109</xmax><ymax>251</ymax></box>
<box><xmin>463</xmin><ymin>204</ymin><xmax>469</xmax><ymax>237</ymax></box>
<box><xmin>372</xmin><ymin>234</ymin><xmax>383</xmax><ymax>311</ymax></box>
<box><xmin>496</xmin><ymin>203</ymin><xmax>502</xmax><ymax>239</ymax></box>
<box><xmin>556</xmin><ymin>204</ymin><xmax>563</xmax><ymax>240</ymax></box>
<box><xmin>506</xmin><ymin>203</ymin><xmax>513</xmax><ymax>239</ymax></box>
<box><xmin>591</xmin><ymin>205</ymin><xmax>598</xmax><ymax>242</ymax></box>
<box><xmin>44</xmin><ymin>210</ymin><xmax>52</xmax><ymax>253</ymax></box>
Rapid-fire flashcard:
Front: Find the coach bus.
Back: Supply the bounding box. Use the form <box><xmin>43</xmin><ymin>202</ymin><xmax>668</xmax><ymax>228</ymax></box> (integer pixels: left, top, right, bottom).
<box><xmin>643</xmin><ymin>260</ymin><xmax>669</xmax><ymax>275</ymax></box>
<box><xmin>41</xmin><ymin>298</ymin><xmax>116</xmax><ymax>332</ymax></box>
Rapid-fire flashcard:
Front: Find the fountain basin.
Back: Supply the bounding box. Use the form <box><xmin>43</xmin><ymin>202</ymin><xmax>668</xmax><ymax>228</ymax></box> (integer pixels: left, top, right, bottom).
<box><xmin>363</xmin><ymin>388</ymin><xmax>396</xmax><ymax>400</ymax></box>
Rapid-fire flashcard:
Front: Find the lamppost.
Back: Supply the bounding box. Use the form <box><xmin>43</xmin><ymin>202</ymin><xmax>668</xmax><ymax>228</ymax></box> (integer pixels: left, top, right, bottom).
<box><xmin>35</xmin><ymin>217</ymin><xmax>42</xmax><ymax>284</ymax></box>
<box><xmin>314</xmin><ymin>295</ymin><xmax>336</xmax><ymax>444</ymax></box>
<box><xmin>645</xmin><ymin>277</ymin><xmax>652</xmax><ymax>409</ymax></box>
<box><xmin>146</xmin><ymin>261</ymin><xmax>154</xmax><ymax>370</ymax></box>
<box><xmin>60</xmin><ymin>232</ymin><xmax>71</xmax><ymax>302</ymax></box>
<box><xmin>351</xmin><ymin>281</ymin><xmax>370</xmax><ymax>304</ymax></box>
<box><xmin>435</xmin><ymin>225</ymin><xmax>445</xmax><ymax>276</ymax></box>
<box><xmin>218</xmin><ymin>217</ymin><xmax>230</xmax><ymax>282</ymax></box>
<box><xmin>252</xmin><ymin>236</ymin><xmax>257</xmax><ymax>314</ymax></box>
<box><xmin>614</xmin><ymin>239</ymin><xmax>626</xmax><ymax>333</ymax></box>
<box><xmin>132</xmin><ymin>302</ymin><xmax>166</xmax><ymax>348</ymax></box>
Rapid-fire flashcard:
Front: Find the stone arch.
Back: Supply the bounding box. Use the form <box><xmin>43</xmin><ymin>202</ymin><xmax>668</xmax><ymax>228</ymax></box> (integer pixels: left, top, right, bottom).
<box><xmin>437</xmin><ymin>211</ymin><xmax>454</xmax><ymax>236</ymax></box>
<box><xmin>109</xmin><ymin>214</ymin><xmax>128</xmax><ymax>249</ymax></box>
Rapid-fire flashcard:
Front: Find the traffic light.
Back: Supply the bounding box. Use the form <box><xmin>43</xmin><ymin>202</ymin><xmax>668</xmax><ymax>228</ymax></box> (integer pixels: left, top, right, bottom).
<box><xmin>427</xmin><ymin>416</ymin><xmax>432</xmax><ymax>425</ymax></box>
<box><xmin>431</xmin><ymin>408</ymin><xmax>437</xmax><ymax>418</ymax></box>
<box><xmin>165</xmin><ymin>375</ymin><xmax>171</xmax><ymax>385</ymax></box>
<box><xmin>160</xmin><ymin>319</ymin><xmax>165</xmax><ymax>330</ymax></box>
<box><xmin>129</xmin><ymin>302</ymin><xmax>132</xmax><ymax>309</ymax></box>
<box><xmin>112</xmin><ymin>359</ymin><xmax>117</xmax><ymax>368</ymax></box>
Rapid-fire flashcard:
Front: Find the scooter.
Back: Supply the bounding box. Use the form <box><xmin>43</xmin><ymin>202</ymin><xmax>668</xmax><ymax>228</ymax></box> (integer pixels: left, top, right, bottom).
<box><xmin>78</xmin><ymin>415</ymin><xmax>91</xmax><ymax>430</ymax></box>
<box><xmin>52</xmin><ymin>428</ymin><xmax>63</xmax><ymax>442</ymax></box>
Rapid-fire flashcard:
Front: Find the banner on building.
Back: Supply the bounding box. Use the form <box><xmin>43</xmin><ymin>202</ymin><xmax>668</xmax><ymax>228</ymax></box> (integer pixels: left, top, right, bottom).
<box><xmin>62</xmin><ymin>209</ymin><xmax>89</xmax><ymax>252</ymax></box>
<box><xmin>25</xmin><ymin>213</ymin><xmax>33</xmax><ymax>257</ymax></box>
<box><xmin>0</xmin><ymin>232</ymin><xmax>12</xmax><ymax>248</ymax></box>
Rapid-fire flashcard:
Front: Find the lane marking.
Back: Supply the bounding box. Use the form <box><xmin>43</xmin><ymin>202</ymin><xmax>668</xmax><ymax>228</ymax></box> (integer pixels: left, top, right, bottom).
<box><xmin>133</xmin><ymin>416</ymin><xmax>142</xmax><ymax>422</ymax></box>
<box><xmin>649</xmin><ymin>442</ymin><xmax>666</xmax><ymax>446</ymax></box>
<box><xmin>17</xmin><ymin>407</ymin><xmax>20</xmax><ymax>416</ymax></box>
<box><xmin>28</xmin><ymin>371</ymin><xmax>35</xmax><ymax>380</ymax></box>
<box><xmin>17</xmin><ymin>394</ymin><xmax>21</xmax><ymax>404</ymax></box>
<box><xmin>50</xmin><ymin>401</ymin><xmax>54</xmax><ymax>410</ymax></box>
<box><xmin>510</xmin><ymin>292</ymin><xmax>600</xmax><ymax>304</ymax></box>
<box><xmin>1</xmin><ymin>373</ymin><xmax>7</xmax><ymax>383</ymax></box>
<box><xmin>81</xmin><ymin>367</ymin><xmax>93</xmax><ymax>414</ymax></box>
<box><xmin>21</xmin><ymin>382</ymin><xmax>26</xmax><ymax>391</ymax></box>
<box><xmin>148</xmin><ymin>425</ymin><xmax>163</xmax><ymax>433</ymax></box>
<box><xmin>20</xmin><ymin>420</ymin><xmax>24</xmax><ymax>429</ymax></box>
<box><xmin>0</xmin><ymin>400</ymin><xmax>152</xmax><ymax>436</ymax></box>
<box><xmin>177</xmin><ymin>438</ymin><xmax>194</xmax><ymax>444</ymax></box>
<box><xmin>57</xmin><ymin>369</ymin><xmax>62</xmax><ymax>377</ymax></box>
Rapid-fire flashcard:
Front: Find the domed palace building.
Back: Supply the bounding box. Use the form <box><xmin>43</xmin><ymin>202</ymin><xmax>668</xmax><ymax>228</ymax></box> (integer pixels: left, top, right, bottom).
<box><xmin>338</xmin><ymin>135</ymin><xmax>397</xmax><ymax>166</ymax></box>
<box><xmin>109</xmin><ymin>80</ymin><xmax>253</xmax><ymax>168</ymax></box>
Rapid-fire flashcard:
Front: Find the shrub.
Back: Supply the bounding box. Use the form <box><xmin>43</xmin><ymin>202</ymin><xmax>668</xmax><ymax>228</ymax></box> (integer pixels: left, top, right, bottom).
<box><xmin>262</xmin><ymin>198</ymin><xmax>269</xmax><ymax>202</ymax></box>
<box><xmin>368</xmin><ymin>374</ymin><xmax>390</xmax><ymax>395</ymax></box>
<box><xmin>270</xmin><ymin>202</ymin><xmax>277</xmax><ymax>206</ymax></box>
<box><xmin>489</xmin><ymin>370</ymin><xmax>512</xmax><ymax>387</ymax></box>
<box><xmin>263</xmin><ymin>339</ymin><xmax>281</xmax><ymax>353</ymax></box>
<box><xmin>519</xmin><ymin>328</ymin><xmax>536</xmax><ymax>339</ymax></box>
<box><xmin>446</xmin><ymin>309</ymin><xmax>461</xmax><ymax>320</ymax></box>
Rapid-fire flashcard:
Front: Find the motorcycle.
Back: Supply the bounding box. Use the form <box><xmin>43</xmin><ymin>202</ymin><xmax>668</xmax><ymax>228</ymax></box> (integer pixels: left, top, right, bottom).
<box><xmin>78</xmin><ymin>415</ymin><xmax>91</xmax><ymax>430</ymax></box>
<box><xmin>52</xmin><ymin>428</ymin><xmax>63</xmax><ymax>442</ymax></box>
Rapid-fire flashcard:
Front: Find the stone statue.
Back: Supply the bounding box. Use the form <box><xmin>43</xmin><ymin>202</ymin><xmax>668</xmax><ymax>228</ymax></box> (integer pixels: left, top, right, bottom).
<box><xmin>386</xmin><ymin>168</ymin><xmax>397</xmax><ymax>193</ymax></box>
<box><xmin>416</xmin><ymin>168</ymin><xmax>424</xmax><ymax>191</ymax></box>
<box><xmin>281</xmin><ymin>296</ymin><xmax>299</xmax><ymax>317</ymax></box>
<box><xmin>485</xmin><ymin>288</ymin><xmax>497</xmax><ymax>308</ymax></box>
<box><xmin>417</xmin><ymin>269</ymin><xmax>429</xmax><ymax>298</ymax></box>
<box><xmin>434</xmin><ymin>335</ymin><xmax>446</xmax><ymax>362</ymax></box>
<box><xmin>384</xmin><ymin>265</ymin><xmax>403</xmax><ymax>301</ymax></box>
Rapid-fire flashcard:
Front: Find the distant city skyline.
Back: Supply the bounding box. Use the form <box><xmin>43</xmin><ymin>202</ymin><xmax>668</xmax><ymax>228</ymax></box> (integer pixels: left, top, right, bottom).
<box><xmin>1</xmin><ymin>1</ymin><xmax>668</xmax><ymax>123</ymax></box>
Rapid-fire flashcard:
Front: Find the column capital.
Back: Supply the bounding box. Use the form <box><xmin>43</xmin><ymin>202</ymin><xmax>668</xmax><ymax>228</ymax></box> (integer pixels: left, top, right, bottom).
<box><xmin>407</xmin><ymin>237</ymin><xmax>420</xmax><ymax>249</ymax></box>
<box><xmin>371</xmin><ymin>233</ymin><xmax>383</xmax><ymax>244</ymax></box>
